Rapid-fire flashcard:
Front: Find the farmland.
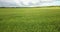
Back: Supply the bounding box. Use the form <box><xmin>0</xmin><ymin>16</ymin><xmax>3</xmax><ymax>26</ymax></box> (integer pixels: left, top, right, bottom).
<box><xmin>0</xmin><ymin>7</ymin><xmax>60</xmax><ymax>32</ymax></box>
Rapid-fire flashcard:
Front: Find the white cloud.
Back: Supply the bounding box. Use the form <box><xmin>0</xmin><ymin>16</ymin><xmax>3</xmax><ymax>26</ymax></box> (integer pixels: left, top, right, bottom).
<box><xmin>0</xmin><ymin>0</ymin><xmax>60</xmax><ymax>7</ymax></box>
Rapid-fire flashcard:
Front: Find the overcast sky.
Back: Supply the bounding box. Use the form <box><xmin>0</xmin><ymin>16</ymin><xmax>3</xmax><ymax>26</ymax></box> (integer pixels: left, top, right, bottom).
<box><xmin>0</xmin><ymin>0</ymin><xmax>60</xmax><ymax>7</ymax></box>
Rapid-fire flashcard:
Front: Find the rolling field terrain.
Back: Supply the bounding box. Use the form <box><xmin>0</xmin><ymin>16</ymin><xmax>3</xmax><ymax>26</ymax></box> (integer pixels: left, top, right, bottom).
<box><xmin>0</xmin><ymin>8</ymin><xmax>60</xmax><ymax>32</ymax></box>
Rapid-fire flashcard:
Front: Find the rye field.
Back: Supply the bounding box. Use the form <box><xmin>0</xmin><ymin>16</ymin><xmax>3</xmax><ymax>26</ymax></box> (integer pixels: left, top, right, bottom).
<box><xmin>0</xmin><ymin>7</ymin><xmax>60</xmax><ymax>32</ymax></box>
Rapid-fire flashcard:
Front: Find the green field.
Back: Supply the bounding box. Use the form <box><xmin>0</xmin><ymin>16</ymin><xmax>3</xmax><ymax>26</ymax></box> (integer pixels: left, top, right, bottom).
<box><xmin>0</xmin><ymin>8</ymin><xmax>60</xmax><ymax>32</ymax></box>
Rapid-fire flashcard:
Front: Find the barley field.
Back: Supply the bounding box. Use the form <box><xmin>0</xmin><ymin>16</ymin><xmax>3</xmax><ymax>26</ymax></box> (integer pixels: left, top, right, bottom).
<box><xmin>0</xmin><ymin>7</ymin><xmax>60</xmax><ymax>32</ymax></box>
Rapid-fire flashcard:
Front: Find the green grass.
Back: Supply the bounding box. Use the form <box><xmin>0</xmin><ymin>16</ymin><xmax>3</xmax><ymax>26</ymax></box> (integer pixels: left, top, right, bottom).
<box><xmin>0</xmin><ymin>8</ymin><xmax>60</xmax><ymax>32</ymax></box>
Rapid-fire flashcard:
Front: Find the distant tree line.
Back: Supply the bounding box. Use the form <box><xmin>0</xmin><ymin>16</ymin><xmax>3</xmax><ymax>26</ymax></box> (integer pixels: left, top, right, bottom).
<box><xmin>0</xmin><ymin>6</ymin><xmax>60</xmax><ymax>8</ymax></box>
